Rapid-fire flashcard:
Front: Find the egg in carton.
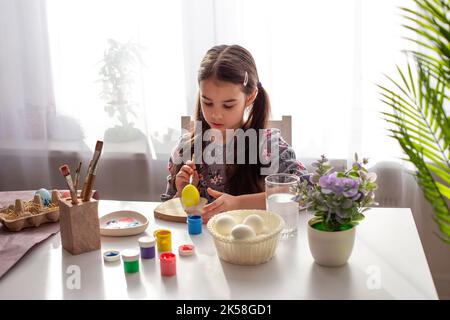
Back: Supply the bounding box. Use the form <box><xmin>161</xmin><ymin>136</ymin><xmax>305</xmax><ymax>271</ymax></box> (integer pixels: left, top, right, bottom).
<box><xmin>0</xmin><ymin>190</ymin><xmax>61</xmax><ymax>232</ymax></box>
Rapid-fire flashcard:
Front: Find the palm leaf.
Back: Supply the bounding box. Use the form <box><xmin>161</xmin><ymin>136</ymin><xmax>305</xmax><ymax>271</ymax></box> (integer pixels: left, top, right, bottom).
<box><xmin>410</xmin><ymin>51</ymin><xmax>446</xmax><ymax>76</ymax></box>
<box><xmin>380</xmin><ymin>67</ymin><xmax>449</xmax><ymax>169</ymax></box>
<box><xmin>381</xmin><ymin>112</ymin><xmax>429</xmax><ymax>131</ymax></box>
<box><xmin>395</xmin><ymin>133</ymin><xmax>450</xmax><ymax>243</ymax></box>
<box><xmin>426</xmin><ymin>163</ymin><xmax>450</xmax><ymax>185</ymax></box>
<box><xmin>379</xmin><ymin>0</ymin><xmax>450</xmax><ymax>243</ymax></box>
<box><xmin>401</xmin><ymin>0</ymin><xmax>450</xmax><ymax>83</ymax></box>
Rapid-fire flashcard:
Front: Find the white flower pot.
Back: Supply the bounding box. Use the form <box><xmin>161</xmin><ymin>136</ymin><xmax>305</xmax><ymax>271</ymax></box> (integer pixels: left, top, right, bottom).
<box><xmin>307</xmin><ymin>219</ymin><xmax>356</xmax><ymax>267</ymax></box>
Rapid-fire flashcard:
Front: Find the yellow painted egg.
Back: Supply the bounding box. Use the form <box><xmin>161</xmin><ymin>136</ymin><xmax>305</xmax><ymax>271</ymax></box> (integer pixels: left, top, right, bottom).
<box><xmin>243</xmin><ymin>214</ymin><xmax>264</xmax><ymax>234</ymax></box>
<box><xmin>181</xmin><ymin>184</ymin><xmax>200</xmax><ymax>207</ymax></box>
<box><xmin>231</xmin><ymin>224</ymin><xmax>256</xmax><ymax>240</ymax></box>
<box><xmin>215</xmin><ymin>215</ymin><xmax>237</xmax><ymax>236</ymax></box>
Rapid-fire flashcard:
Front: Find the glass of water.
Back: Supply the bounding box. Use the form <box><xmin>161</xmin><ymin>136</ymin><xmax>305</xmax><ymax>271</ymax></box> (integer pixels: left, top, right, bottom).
<box><xmin>265</xmin><ymin>173</ymin><xmax>300</xmax><ymax>239</ymax></box>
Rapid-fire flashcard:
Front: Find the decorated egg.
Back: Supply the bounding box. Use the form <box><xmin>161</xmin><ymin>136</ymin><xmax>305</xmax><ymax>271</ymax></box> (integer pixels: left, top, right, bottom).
<box><xmin>35</xmin><ymin>188</ymin><xmax>51</xmax><ymax>206</ymax></box>
<box><xmin>243</xmin><ymin>214</ymin><xmax>264</xmax><ymax>234</ymax></box>
<box><xmin>231</xmin><ymin>224</ymin><xmax>256</xmax><ymax>240</ymax></box>
<box><xmin>215</xmin><ymin>215</ymin><xmax>237</xmax><ymax>236</ymax></box>
<box><xmin>181</xmin><ymin>184</ymin><xmax>200</xmax><ymax>207</ymax></box>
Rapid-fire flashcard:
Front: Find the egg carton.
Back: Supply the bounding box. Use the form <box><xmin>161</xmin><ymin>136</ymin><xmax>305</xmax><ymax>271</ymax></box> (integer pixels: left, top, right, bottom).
<box><xmin>0</xmin><ymin>191</ymin><xmax>61</xmax><ymax>232</ymax></box>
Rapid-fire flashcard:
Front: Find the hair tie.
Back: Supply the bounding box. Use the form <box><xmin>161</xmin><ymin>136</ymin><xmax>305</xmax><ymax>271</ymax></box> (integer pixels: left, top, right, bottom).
<box><xmin>257</xmin><ymin>81</ymin><xmax>263</xmax><ymax>89</ymax></box>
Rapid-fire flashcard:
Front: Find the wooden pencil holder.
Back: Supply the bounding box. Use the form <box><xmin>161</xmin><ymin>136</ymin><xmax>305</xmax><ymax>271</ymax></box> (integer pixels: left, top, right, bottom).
<box><xmin>58</xmin><ymin>197</ymin><xmax>101</xmax><ymax>255</ymax></box>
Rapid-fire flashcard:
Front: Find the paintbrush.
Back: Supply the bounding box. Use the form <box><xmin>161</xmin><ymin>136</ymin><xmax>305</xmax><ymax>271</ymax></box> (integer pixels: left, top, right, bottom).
<box><xmin>59</xmin><ymin>164</ymin><xmax>79</xmax><ymax>205</ymax></box>
<box><xmin>80</xmin><ymin>160</ymin><xmax>91</xmax><ymax>199</ymax></box>
<box><xmin>189</xmin><ymin>152</ymin><xmax>196</xmax><ymax>184</ymax></box>
<box><xmin>82</xmin><ymin>140</ymin><xmax>103</xmax><ymax>201</ymax></box>
<box><xmin>74</xmin><ymin>161</ymin><xmax>82</xmax><ymax>193</ymax></box>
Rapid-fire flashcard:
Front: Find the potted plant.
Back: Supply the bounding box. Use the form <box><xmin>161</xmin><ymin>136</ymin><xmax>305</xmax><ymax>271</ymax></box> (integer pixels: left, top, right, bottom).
<box><xmin>98</xmin><ymin>39</ymin><xmax>146</xmax><ymax>143</ymax></box>
<box><xmin>294</xmin><ymin>154</ymin><xmax>378</xmax><ymax>266</ymax></box>
<box><xmin>378</xmin><ymin>0</ymin><xmax>449</xmax><ymax>243</ymax></box>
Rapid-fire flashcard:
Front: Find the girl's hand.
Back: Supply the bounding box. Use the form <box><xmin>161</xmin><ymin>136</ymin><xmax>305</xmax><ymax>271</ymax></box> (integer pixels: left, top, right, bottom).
<box><xmin>175</xmin><ymin>160</ymin><xmax>199</xmax><ymax>193</ymax></box>
<box><xmin>202</xmin><ymin>188</ymin><xmax>241</xmax><ymax>223</ymax></box>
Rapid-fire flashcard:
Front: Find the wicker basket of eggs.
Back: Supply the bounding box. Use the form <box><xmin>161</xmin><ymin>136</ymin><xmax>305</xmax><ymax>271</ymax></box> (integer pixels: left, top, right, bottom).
<box><xmin>207</xmin><ymin>210</ymin><xmax>285</xmax><ymax>265</ymax></box>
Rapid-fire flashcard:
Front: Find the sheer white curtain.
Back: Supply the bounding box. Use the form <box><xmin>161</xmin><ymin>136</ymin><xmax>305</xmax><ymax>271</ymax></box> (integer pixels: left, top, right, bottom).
<box><xmin>45</xmin><ymin>0</ymin><xmax>188</xmax><ymax>156</ymax></box>
<box><xmin>0</xmin><ymin>0</ymin><xmax>422</xmax><ymax>203</ymax></box>
<box><xmin>0</xmin><ymin>0</ymin><xmax>190</xmax><ymax>199</ymax></box>
<box><xmin>0</xmin><ymin>0</ymin><xmax>56</xmax><ymax>189</ymax></box>
<box><xmin>0</xmin><ymin>0</ymin><xmax>424</xmax><ymax>197</ymax></box>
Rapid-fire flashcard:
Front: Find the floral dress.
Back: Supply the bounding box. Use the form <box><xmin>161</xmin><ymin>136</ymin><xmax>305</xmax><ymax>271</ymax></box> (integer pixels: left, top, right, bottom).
<box><xmin>161</xmin><ymin>128</ymin><xmax>308</xmax><ymax>203</ymax></box>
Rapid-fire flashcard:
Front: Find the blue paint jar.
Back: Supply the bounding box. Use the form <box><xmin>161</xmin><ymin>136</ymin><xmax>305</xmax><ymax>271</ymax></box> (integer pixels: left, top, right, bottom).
<box><xmin>187</xmin><ymin>215</ymin><xmax>202</xmax><ymax>235</ymax></box>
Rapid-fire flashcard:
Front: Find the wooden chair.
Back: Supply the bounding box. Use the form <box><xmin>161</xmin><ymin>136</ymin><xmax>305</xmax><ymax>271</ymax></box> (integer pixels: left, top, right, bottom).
<box><xmin>181</xmin><ymin>115</ymin><xmax>292</xmax><ymax>145</ymax></box>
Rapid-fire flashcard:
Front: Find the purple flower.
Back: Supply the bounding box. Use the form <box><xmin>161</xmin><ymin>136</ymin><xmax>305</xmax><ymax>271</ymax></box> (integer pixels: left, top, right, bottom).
<box><xmin>343</xmin><ymin>178</ymin><xmax>360</xmax><ymax>197</ymax></box>
<box><xmin>352</xmin><ymin>192</ymin><xmax>363</xmax><ymax>201</ymax></box>
<box><xmin>319</xmin><ymin>172</ymin><xmax>360</xmax><ymax>197</ymax></box>
<box><xmin>319</xmin><ymin>172</ymin><xmax>339</xmax><ymax>194</ymax></box>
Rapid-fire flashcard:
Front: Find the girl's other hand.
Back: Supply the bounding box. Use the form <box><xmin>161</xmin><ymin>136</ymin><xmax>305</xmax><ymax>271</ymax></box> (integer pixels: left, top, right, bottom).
<box><xmin>202</xmin><ymin>188</ymin><xmax>241</xmax><ymax>223</ymax></box>
<box><xmin>175</xmin><ymin>160</ymin><xmax>199</xmax><ymax>192</ymax></box>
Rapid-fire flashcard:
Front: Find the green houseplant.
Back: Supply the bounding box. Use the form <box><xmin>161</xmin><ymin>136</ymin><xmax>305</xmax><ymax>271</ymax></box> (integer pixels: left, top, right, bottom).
<box><xmin>294</xmin><ymin>154</ymin><xmax>378</xmax><ymax>266</ymax></box>
<box><xmin>98</xmin><ymin>39</ymin><xmax>146</xmax><ymax>142</ymax></box>
<box><xmin>378</xmin><ymin>0</ymin><xmax>449</xmax><ymax>243</ymax></box>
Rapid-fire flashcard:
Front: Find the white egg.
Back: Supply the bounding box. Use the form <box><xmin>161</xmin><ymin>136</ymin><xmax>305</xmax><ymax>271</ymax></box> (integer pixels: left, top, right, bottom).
<box><xmin>243</xmin><ymin>214</ymin><xmax>264</xmax><ymax>234</ymax></box>
<box><xmin>231</xmin><ymin>224</ymin><xmax>256</xmax><ymax>240</ymax></box>
<box><xmin>214</xmin><ymin>215</ymin><xmax>237</xmax><ymax>236</ymax></box>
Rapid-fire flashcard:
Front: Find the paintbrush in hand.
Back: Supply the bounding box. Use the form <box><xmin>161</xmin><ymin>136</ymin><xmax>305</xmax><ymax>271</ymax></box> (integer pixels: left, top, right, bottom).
<box><xmin>82</xmin><ymin>140</ymin><xmax>103</xmax><ymax>201</ymax></box>
<box><xmin>59</xmin><ymin>164</ymin><xmax>79</xmax><ymax>205</ymax></box>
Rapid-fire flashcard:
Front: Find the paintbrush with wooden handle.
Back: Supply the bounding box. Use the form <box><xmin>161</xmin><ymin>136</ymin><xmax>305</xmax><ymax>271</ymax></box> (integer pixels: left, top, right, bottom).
<box><xmin>74</xmin><ymin>161</ymin><xmax>82</xmax><ymax>194</ymax></box>
<box><xmin>81</xmin><ymin>141</ymin><xmax>103</xmax><ymax>201</ymax></box>
<box><xmin>59</xmin><ymin>164</ymin><xmax>79</xmax><ymax>205</ymax></box>
<box><xmin>80</xmin><ymin>160</ymin><xmax>91</xmax><ymax>199</ymax></box>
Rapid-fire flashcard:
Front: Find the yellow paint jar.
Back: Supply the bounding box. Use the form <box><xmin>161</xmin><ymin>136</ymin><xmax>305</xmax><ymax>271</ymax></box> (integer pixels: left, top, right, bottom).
<box><xmin>153</xmin><ymin>229</ymin><xmax>172</xmax><ymax>252</ymax></box>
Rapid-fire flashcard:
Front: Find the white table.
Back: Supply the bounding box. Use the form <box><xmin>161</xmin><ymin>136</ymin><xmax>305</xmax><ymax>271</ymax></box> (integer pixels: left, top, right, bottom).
<box><xmin>0</xmin><ymin>201</ymin><xmax>438</xmax><ymax>299</ymax></box>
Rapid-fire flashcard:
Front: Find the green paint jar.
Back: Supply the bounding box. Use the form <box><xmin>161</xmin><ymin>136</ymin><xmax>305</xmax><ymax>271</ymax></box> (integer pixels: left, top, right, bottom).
<box><xmin>121</xmin><ymin>249</ymin><xmax>140</xmax><ymax>273</ymax></box>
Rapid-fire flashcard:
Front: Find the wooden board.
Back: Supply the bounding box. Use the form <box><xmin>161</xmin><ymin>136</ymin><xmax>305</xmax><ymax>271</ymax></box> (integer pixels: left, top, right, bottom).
<box><xmin>154</xmin><ymin>197</ymin><xmax>207</xmax><ymax>223</ymax></box>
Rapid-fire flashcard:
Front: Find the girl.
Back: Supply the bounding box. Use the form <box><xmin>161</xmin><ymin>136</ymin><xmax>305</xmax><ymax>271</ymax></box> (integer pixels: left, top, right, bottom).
<box><xmin>161</xmin><ymin>44</ymin><xmax>307</xmax><ymax>222</ymax></box>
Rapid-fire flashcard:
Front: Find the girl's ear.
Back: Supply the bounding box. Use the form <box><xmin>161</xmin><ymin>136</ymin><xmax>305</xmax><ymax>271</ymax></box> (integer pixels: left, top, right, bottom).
<box><xmin>245</xmin><ymin>89</ymin><xmax>258</xmax><ymax>107</ymax></box>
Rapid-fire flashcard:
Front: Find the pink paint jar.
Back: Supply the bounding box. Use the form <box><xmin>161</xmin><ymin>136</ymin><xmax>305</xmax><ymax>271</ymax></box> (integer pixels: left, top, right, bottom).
<box><xmin>160</xmin><ymin>252</ymin><xmax>176</xmax><ymax>276</ymax></box>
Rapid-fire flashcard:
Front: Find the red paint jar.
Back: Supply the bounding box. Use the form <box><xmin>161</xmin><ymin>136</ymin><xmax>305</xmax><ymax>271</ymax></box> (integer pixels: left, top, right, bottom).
<box><xmin>160</xmin><ymin>252</ymin><xmax>176</xmax><ymax>276</ymax></box>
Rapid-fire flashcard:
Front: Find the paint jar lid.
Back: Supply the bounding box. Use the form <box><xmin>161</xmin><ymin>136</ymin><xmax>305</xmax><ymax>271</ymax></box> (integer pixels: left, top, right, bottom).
<box><xmin>187</xmin><ymin>215</ymin><xmax>202</xmax><ymax>224</ymax></box>
<box><xmin>103</xmin><ymin>249</ymin><xmax>121</xmax><ymax>262</ymax></box>
<box><xmin>138</xmin><ymin>236</ymin><xmax>155</xmax><ymax>248</ymax></box>
<box><xmin>121</xmin><ymin>249</ymin><xmax>140</xmax><ymax>262</ymax></box>
<box><xmin>154</xmin><ymin>229</ymin><xmax>171</xmax><ymax>237</ymax></box>
<box><xmin>178</xmin><ymin>244</ymin><xmax>195</xmax><ymax>256</ymax></box>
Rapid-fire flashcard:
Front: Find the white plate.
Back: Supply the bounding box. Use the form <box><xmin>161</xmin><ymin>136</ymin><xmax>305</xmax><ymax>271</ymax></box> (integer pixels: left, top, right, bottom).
<box><xmin>99</xmin><ymin>210</ymin><xmax>149</xmax><ymax>237</ymax></box>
